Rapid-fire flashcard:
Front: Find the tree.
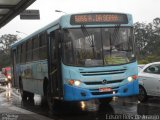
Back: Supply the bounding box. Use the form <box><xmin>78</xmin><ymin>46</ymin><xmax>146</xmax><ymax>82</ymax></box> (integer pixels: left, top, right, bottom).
<box><xmin>134</xmin><ymin>18</ymin><xmax>160</xmax><ymax>64</ymax></box>
<box><xmin>134</xmin><ymin>22</ymin><xmax>149</xmax><ymax>59</ymax></box>
<box><xmin>0</xmin><ymin>34</ymin><xmax>18</xmax><ymax>54</ymax></box>
<box><xmin>153</xmin><ymin>17</ymin><xmax>160</xmax><ymax>29</ymax></box>
<box><xmin>0</xmin><ymin>34</ymin><xmax>18</xmax><ymax>69</ymax></box>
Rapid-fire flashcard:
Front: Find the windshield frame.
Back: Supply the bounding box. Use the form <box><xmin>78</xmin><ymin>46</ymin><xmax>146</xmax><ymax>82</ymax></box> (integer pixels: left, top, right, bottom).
<box><xmin>62</xmin><ymin>26</ymin><xmax>136</xmax><ymax>67</ymax></box>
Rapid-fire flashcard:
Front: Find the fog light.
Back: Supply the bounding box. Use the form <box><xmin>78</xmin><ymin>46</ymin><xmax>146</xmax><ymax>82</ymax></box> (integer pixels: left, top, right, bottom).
<box><xmin>123</xmin><ymin>88</ymin><xmax>128</xmax><ymax>93</ymax></box>
<box><xmin>81</xmin><ymin>92</ymin><xmax>86</xmax><ymax>96</ymax></box>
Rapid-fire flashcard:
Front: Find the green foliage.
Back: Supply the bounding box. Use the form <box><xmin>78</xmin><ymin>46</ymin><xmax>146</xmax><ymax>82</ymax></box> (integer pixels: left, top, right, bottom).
<box><xmin>138</xmin><ymin>55</ymin><xmax>160</xmax><ymax>64</ymax></box>
<box><xmin>0</xmin><ymin>34</ymin><xmax>18</xmax><ymax>69</ymax></box>
<box><xmin>134</xmin><ymin>18</ymin><xmax>160</xmax><ymax>64</ymax></box>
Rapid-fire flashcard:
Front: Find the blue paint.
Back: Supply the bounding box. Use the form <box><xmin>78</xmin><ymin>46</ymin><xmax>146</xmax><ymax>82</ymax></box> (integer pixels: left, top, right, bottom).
<box><xmin>62</xmin><ymin>62</ymin><xmax>139</xmax><ymax>101</ymax></box>
<box><xmin>63</xmin><ymin>80</ymin><xmax>139</xmax><ymax>101</ymax></box>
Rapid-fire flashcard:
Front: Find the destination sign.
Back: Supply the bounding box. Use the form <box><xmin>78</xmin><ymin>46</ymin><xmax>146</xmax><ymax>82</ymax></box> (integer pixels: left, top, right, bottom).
<box><xmin>70</xmin><ymin>13</ymin><xmax>128</xmax><ymax>25</ymax></box>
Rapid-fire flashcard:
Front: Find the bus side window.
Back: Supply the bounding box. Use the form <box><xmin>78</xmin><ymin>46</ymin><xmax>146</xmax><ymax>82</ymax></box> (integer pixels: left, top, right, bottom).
<box><xmin>21</xmin><ymin>43</ymin><xmax>26</xmax><ymax>63</ymax></box>
<box><xmin>33</xmin><ymin>36</ymin><xmax>39</xmax><ymax>60</ymax></box>
<box><xmin>51</xmin><ymin>31</ymin><xmax>57</xmax><ymax>64</ymax></box>
<box><xmin>26</xmin><ymin>39</ymin><xmax>32</xmax><ymax>62</ymax></box>
<box><xmin>17</xmin><ymin>45</ymin><xmax>21</xmax><ymax>63</ymax></box>
<box><xmin>39</xmin><ymin>32</ymin><xmax>47</xmax><ymax>60</ymax></box>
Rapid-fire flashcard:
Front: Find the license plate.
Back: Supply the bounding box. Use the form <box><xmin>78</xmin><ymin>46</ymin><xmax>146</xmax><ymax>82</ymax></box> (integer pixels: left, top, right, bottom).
<box><xmin>99</xmin><ymin>88</ymin><xmax>112</xmax><ymax>92</ymax></box>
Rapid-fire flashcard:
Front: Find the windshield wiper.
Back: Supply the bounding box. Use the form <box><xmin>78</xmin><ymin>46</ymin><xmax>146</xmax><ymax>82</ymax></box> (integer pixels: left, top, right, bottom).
<box><xmin>81</xmin><ymin>25</ymin><xmax>95</xmax><ymax>58</ymax></box>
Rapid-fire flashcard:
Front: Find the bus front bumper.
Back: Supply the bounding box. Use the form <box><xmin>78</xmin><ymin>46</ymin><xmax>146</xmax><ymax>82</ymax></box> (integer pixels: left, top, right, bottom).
<box><xmin>63</xmin><ymin>80</ymin><xmax>139</xmax><ymax>101</ymax></box>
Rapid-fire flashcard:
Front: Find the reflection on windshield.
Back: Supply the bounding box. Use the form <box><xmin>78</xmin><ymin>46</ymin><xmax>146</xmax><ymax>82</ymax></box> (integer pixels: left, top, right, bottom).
<box><xmin>62</xmin><ymin>27</ymin><xmax>135</xmax><ymax>66</ymax></box>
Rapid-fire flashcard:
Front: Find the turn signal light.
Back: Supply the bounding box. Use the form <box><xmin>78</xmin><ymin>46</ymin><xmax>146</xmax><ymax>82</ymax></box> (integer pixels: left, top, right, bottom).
<box><xmin>69</xmin><ymin>80</ymin><xmax>74</xmax><ymax>85</ymax></box>
<box><xmin>132</xmin><ymin>75</ymin><xmax>137</xmax><ymax>80</ymax></box>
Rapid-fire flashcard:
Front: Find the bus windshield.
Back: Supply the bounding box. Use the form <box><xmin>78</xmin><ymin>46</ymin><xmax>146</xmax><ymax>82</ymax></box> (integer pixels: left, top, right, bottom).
<box><xmin>62</xmin><ymin>27</ymin><xmax>135</xmax><ymax>66</ymax></box>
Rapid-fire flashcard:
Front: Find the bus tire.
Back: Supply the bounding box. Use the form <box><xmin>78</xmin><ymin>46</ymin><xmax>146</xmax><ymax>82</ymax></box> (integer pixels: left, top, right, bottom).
<box><xmin>46</xmin><ymin>85</ymin><xmax>54</xmax><ymax>113</ymax></box>
<box><xmin>19</xmin><ymin>78</ymin><xmax>27</xmax><ymax>100</ymax></box>
<box><xmin>137</xmin><ymin>85</ymin><xmax>148</xmax><ymax>102</ymax></box>
<box><xmin>43</xmin><ymin>77</ymin><xmax>48</xmax><ymax>97</ymax></box>
<box><xmin>99</xmin><ymin>97</ymin><xmax>112</xmax><ymax>104</ymax></box>
<box><xmin>28</xmin><ymin>92</ymin><xmax>34</xmax><ymax>100</ymax></box>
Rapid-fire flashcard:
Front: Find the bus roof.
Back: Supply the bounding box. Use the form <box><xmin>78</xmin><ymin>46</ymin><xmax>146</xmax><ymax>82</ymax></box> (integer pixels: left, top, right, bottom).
<box><xmin>11</xmin><ymin>12</ymin><xmax>132</xmax><ymax>48</ymax></box>
<box><xmin>11</xmin><ymin>18</ymin><xmax>60</xmax><ymax>48</ymax></box>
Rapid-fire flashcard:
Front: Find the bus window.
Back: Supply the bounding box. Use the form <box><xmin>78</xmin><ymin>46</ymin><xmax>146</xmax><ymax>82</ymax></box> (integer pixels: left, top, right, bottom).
<box><xmin>62</xmin><ymin>37</ymin><xmax>73</xmax><ymax>64</ymax></box>
<box><xmin>17</xmin><ymin>45</ymin><xmax>21</xmax><ymax>63</ymax></box>
<box><xmin>21</xmin><ymin>43</ymin><xmax>26</xmax><ymax>63</ymax></box>
<box><xmin>39</xmin><ymin>33</ymin><xmax>47</xmax><ymax>60</ymax></box>
<box><xmin>63</xmin><ymin>28</ymin><xmax>103</xmax><ymax>66</ymax></box>
<box><xmin>33</xmin><ymin>36</ymin><xmax>39</xmax><ymax>60</ymax></box>
<box><xmin>26</xmin><ymin>40</ymin><xmax>32</xmax><ymax>62</ymax></box>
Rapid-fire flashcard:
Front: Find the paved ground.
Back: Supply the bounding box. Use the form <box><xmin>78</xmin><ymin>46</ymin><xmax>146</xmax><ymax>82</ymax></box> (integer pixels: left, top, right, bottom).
<box><xmin>0</xmin><ymin>84</ymin><xmax>160</xmax><ymax>120</ymax></box>
<box><xmin>0</xmin><ymin>84</ymin><xmax>52</xmax><ymax>120</ymax></box>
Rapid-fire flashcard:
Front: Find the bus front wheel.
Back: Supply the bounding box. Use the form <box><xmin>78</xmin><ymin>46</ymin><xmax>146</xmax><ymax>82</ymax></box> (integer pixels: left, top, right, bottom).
<box><xmin>46</xmin><ymin>85</ymin><xmax>55</xmax><ymax>113</ymax></box>
<box><xmin>19</xmin><ymin>79</ymin><xmax>27</xmax><ymax>100</ymax></box>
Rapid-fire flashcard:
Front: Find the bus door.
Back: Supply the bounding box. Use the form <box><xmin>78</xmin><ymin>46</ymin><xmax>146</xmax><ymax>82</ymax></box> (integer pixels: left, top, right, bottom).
<box><xmin>48</xmin><ymin>28</ymin><xmax>62</xmax><ymax>99</ymax></box>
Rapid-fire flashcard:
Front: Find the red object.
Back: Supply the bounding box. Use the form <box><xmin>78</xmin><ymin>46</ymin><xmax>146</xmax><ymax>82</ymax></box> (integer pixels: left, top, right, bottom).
<box><xmin>132</xmin><ymin>75</ymin><xmax>137</xmax><ymax>80</ymax></box>
<box><xmin>2</xmin><ymin>67</ymin><xmax>11</xmax><ymax>80</ymax></box>
<box><xmin>99</xmin><ymin>88</ymin><xmax>112</xmax><ymax>92</ymax></box>
<box><xmin>69</xmin><ymin>80</ymin><xmax>74</xmax><ymax>85</ymax></box>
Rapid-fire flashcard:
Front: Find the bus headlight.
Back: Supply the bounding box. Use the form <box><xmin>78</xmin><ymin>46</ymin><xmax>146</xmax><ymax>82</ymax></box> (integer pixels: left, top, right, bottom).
<box><xmin>75</xmin><ymin>80</ymin><xmax>81</xmax><ymax>86</ymax></box>
<box><xmin>127</xmin><ymin>75</ymin><xmax>137</xmax><ymax>82</ymax></box>
<box><xmin>127</xmin><ymin>77</ymin><xmax>133</xmax><ymax>82</ymax></box>
<box><xmin>68</xmin><ymin>80</ymin><xmax>81</xmax><ymax>86</ymax></box>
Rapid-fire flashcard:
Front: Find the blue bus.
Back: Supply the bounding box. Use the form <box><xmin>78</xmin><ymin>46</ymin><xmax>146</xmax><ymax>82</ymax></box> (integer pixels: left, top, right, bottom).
<box><xmin>11</xmin><ymin>12</ymin><xmax>138</xmax><ymax>105</ymax></box>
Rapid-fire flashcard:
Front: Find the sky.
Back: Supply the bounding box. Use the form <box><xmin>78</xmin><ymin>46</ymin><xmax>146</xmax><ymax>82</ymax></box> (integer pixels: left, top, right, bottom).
<box><xmin>0</xmin><ymin>0</ymin><xmax>160</xmax><ymax>38</ymax></box>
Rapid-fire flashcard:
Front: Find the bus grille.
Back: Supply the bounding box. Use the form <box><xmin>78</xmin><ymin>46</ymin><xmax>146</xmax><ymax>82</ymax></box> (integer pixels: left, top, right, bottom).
<box><xmin>84</xmin><ymin>79</ymin><xmax>123</xmax><ymax>85</ymax></box>
<box><xmin>80</xmin><ymin>69</ymin><xmax>126</xmax><ymax>76</ymax></box>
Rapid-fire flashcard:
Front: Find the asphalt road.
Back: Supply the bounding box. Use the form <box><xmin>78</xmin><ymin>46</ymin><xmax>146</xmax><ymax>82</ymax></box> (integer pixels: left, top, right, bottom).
<box><xmin>0</xmin><ymin>84</ymin><xmax>160</xmax><ymax>120</ymax></box>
